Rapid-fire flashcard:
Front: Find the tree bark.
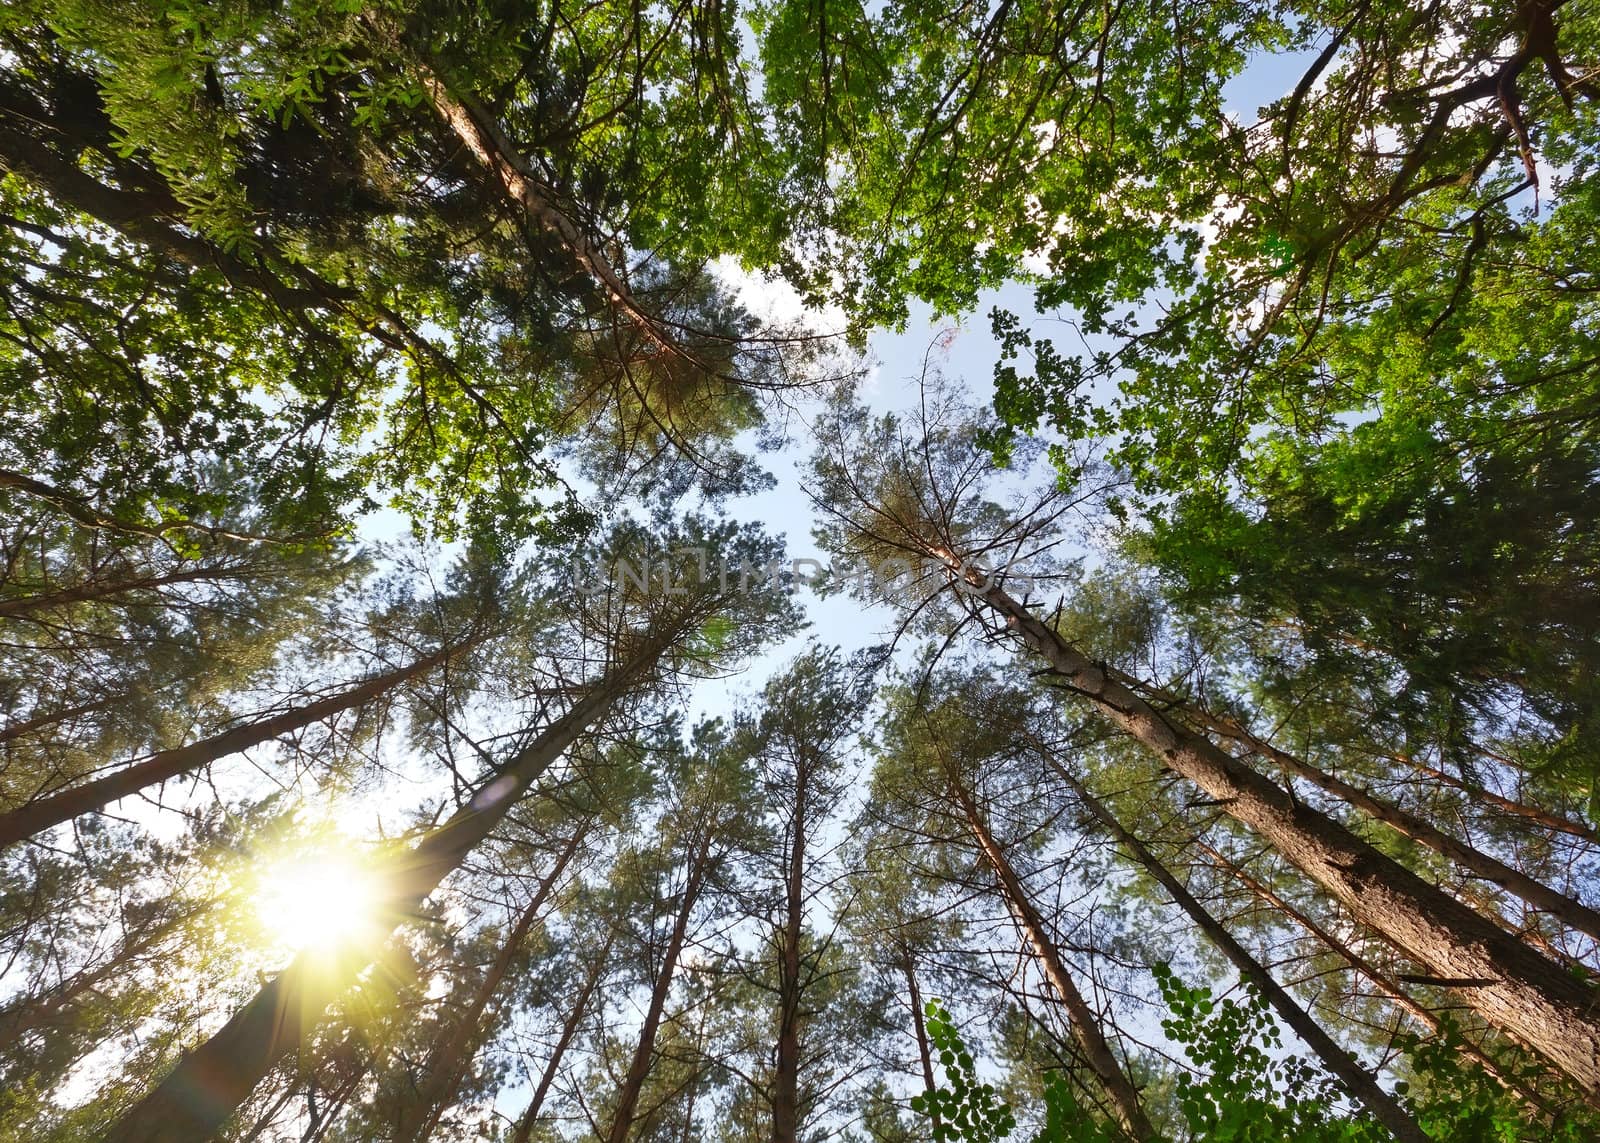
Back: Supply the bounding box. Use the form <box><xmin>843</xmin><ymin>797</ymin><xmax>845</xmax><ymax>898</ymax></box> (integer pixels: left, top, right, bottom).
<box><xmin>0</xmin><ymin>468</ymin><xmax>274</xmax><ymax>546</ymax></box>
<box><xmin>1227</xmin><ymin>735</ymin><xmax>1600</xmax><ymax>943</ymax></box>
<box><xmin>606</xmin><ymin>830</ymin><xmax>713</xmax><ymax>1143</ymax></box>
<box><xmin>936</xmin><ymin>552</ymin><xmax>1600</xmax><ymax>1094</ymax></box>
<box><xmin>391</xmin><ymin>830</ymin><xmax>583</xmax><ymax>1143</ymax></box>
<box><xmin>0</xmin><ymin>76</ymin><xmax>447</xmax><ymax>373</ymax></box>
<box><xmin>952</xmin><ymin>784</ymin><xmax>1155</xmax><ymax>1141</ymax></box>
<box><xmin>510</xmin><ymin>933</ymin><xmax>614</xmax><ymax>1143</ymax></box>
<box><xmin>1108</xmin><ymin>669</ymin><xmax>1600</xmax><ymax>847</ymax></box>
<box><xmin>772</xmin><ymin>755</ymin><xmax>809</xmax><ymax>1143</ymax></box>
<box><xmin>1196</xmin><ymin>839</ymin><xmax>1547</xmax><ymax>1110</ymax></box>
<box><xmin>1042</xmin><ymin>755</ymin><xmax>1425</xmax><ymax>1142</ymax></box>
<box><xmin>0</xmin><ymin>639</ymin><xmax>475</xmax><ymax>848</ymax></box>
<box><xmin>98</xmin><ymin>644</ymin><xmax>659</xmax><ymax>1143</ymax></box>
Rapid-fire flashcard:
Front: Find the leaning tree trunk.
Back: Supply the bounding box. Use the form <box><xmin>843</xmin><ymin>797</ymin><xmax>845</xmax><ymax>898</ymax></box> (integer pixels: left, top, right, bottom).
<box><xmin>1391</xmin><ymin>752</ymin><xmax>1599</xmax><ymax>844</ymax></box>
<box><xmin>0</xmin><ymin>905</ymin><xmax>188</xmax><ymax>1048</ymax></box>
<box><xmin>1043</xmin><ymin>754</ymin><xmax>1425</xmax><ymax>1142</ymax></box>
<box><xmin>1130</xmin><ymin>672</ymin><xmax>1600</xmax><ymax>847</ymax></box>
<box><xmin>936</xmin><ymin>550</ymin><xmax>1600</xmax><ymax>1095</ymax></box>
<box><xmin>391</xmin><ymin>829</ymin><xmax>584</xmax><ymax>1143</ymax></box>
<box><xmin>0</xmin><ymin>561</ymin><xmax>250</xmax><ymax>619</ymax></box>
<box><xmin>605</xmin><ymin>830</ymin><xmax>713</xmax><ymax>1143</ymax></box>
<box><xmin>403</xmin><ymin>49</ymin><xmax>688</xmax><ymax>364</ymax></box>
<box><xmin>0</xmin><ymin>693</ymin><xmax>121</xmax><ymax>746</ymax></box>
<box><xmin>953</xmin><ymin>784</ymin><xmax>1155</xmax><ymax>1141</ymax></box>
<box><xmin>510</xmin><ymin>932</ymin><xmax>615</xmax><ymax>1143</ymax></box>
<box><xmin>902</xmin><ymin>950</ymin><xmax>940</xmax><ymax>1136</ymax></box>
<box><xmin>1195</xmin><ymin>838</ymin><xmax>1547</xmax><ymax>1111</ymax></box>
<box><xmin>1244</xmin><ymin>744</ymin><xmax>1600</xmax><ymax>942</ymax></box>
<box><xmin>0</xmin><ymin>637</ymin><xmax>478</xmax><ymax>849</ymax></box>
<box><xmin>772</xmin><ymin>755</ymin><xmax>811</xmax><ymax>1143</ymax></box>
<box><xmin>98</xmin><ymin>644</ymin><xmax>661</xmax><ymax>1143</ymax></box>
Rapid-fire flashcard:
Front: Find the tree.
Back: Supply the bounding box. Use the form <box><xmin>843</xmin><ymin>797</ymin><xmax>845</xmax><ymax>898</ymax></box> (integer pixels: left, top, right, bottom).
<box><xmin>589</xmin><ymin>718</ymin><xmax>760</xmax><ymax>1143</ymax></box>
<box><xmin>702</xmin><ymin>644</ymin><xmax>882</xmax><ymax>1142</ymax></box>
<box><xmin>0</xmin><ymin>0</ymin><xmax>826</xmax><ymax>543</ymax></box>
<box><xmin>1033</xmin><ymin>730</ymin><xmax>1424</xmax><ymax>1140</ymax></box>
<box><xmin>808</xmin><ymin>389</ymin><xmax>1600</xmax><ymax>1097</ymax></box>
<box><xmin>867</xmin><ymin>671</ymin><xmax>1156</xmax><ymax>1140</ymax></box>
<box><xmin>97</xmin><ymin>516</ymin><xmax>799</xmax><ymax>1143</ymax></box>
<box><xmin>1136</xmin><ymin>428</ymin><xmax>1600</xmax><ymax>800</ymax></box>
<box><xmin>0</xmin><ymin>637</ymin><xmax>478</xmax><ymax>848</ymax></box>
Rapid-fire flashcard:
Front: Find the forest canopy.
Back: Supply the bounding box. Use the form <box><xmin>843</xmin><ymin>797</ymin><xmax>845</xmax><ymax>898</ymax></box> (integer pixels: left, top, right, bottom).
<box><xmin>1</xmin><ymin>1</ymin><xmax>1597</xmax><ymax>1141</ymax></box>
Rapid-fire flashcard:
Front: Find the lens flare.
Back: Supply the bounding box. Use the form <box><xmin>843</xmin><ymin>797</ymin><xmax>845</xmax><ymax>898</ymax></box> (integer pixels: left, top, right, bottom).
<box><xmin>256</xmin><ymin>852</ymin><xmax>380</xmax><ymax>953</ymax></box>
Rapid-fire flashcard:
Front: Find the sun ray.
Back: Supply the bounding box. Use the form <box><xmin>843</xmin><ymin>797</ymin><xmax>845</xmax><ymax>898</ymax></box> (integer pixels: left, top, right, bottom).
<box><xmin>255</xmin><ymin>851</ymin><xmax>382</xmax><ymax>954</ymax></box>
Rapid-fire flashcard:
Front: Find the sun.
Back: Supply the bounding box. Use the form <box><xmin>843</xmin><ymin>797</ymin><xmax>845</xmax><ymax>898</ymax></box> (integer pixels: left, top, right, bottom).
<box><xmin>256</xmin><ymin>851</ymin><xmax>382</xmax><ymax>954</ymax></box>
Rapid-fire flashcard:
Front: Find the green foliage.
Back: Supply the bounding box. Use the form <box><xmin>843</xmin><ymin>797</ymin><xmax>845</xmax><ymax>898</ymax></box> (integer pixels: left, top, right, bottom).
<box><xmin>911</xmin><ymin>975</ymin><xmax>1600</xmax><ymax>1143</ymax></box>
<box><xmin>910</xmin><ymin>1001</ymin><xmax>1019</xmax><ymax>1143</ymax></box>
<box><xmin>907</xmin><ymin>1000</ymin><xmax>1123</xmax><ymax>1143</ymax></box>
<box><xmin>1152</xmin><ymin>965</ymin><xmax>1382</xmax><ymax>1143</ymax></box>
<box><xmin>1138</xmin><ymin>424</ymin><xmax>1600</xmax><ymax>797</ymax></box>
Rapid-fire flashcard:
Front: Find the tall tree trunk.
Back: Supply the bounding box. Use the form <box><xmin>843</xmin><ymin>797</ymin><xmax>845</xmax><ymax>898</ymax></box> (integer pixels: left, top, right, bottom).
<box><xmin>903</xmin><ymin>950</ymin><xmax>939</xmax><ymax>1118</ymax></box>
<box><xmin>1229</xmin><ymin>735</ymin><xmax>1600</xmax><ymax>942</ymax></box>
<box><xmin>391</xmin><ymin>830</ymin><xmax>584</xmax><ymax>1143</ymax></box>
<box><xmin>510</xmin><ymin>933</ymin><xmax>614</xmax><ymax>1143</ymax></box>
<box><xmin>1130</xmin><ymin>665</ymin><xmax>1600</xmax><ymax>848</ymax></box>
<box><xmin>606</xmin><ymin>832</ymin><xmax>712</xmax><ymax>1143</ymax></box>
<box><xmin>937</xmin><ymin>554</ymin><xmax>1600</xmax><ymax>1093</ymax></box>
<box><xmin>98</xmin><ymin>645</ymin><xmax>660</xmax><ymax>1143</ymax></box>
<box><xmin>0</xmin><ymin>639</ymin><xmax>474</xmax><ymax>848</ymax></box>
<box><xmin>952</xmin><ymin>784</ymin><xmax>1154</xmax><ymax>1141</ymax></box>
<box><xmin>402</xmin><ymin>52</ymin><xmax>687</xmax><ymax>364</ymax></box>
<box><xmin>1392</xmin><ymin>752</ymin><xmax>1599</xmax><ymax>845</ymax></box>
<box><xmin>0</xmin><ymin>905</ymin><xmax>188</xmax><ymax>1047</ymax></box>
<box><xmin>0</xmin><ymin>79</ymin><xmax>402</xmax><ymax>341</ymax></box>
<box><xmin>1042</xmin><ymin>754</ymin><xmax>1425</xmax><ymax>1142</ymax></box>
<box><xmin>0</xmin><ymin>693</ymin><xmax>121</xmax><ymax>746</ymax></box>
<box><xmin>0</xmin><ymin>561</ymin><xmax>252</xmax><ymax>619</ymax></box>
<box><xmin>1196</xmin><ymin>839</ymin><xmax>1547</xmax><ymax>1111</ymax></box>
<box><xmin>772</xmin><ymin>759</ymin><xmax>809</xmax><ymax>1143</ymax></box>
<box><xmin>1123</xmin><ymin>670</ymin><xmax>1600</xmax><ymax>918</ymax></box>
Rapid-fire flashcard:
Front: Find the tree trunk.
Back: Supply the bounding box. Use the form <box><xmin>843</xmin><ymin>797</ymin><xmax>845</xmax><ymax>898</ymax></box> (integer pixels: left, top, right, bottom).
<box><xmin>902</xmin><ymin>951</ymin><xmax>941</xmax><ymax>1138</ymax></box>
<box><xmin>0</xmin><ymin>906</ymin><xmax>187</xmax><ymax>1047</ymax></box>
<box><xmin>772</xmin><ymin>759</ymin><xmax>809</xmax><ymax>1143</ymax></box>
<box><xmin>1392</xmin><ymin>753</ymin><xmax>1599</xmax><ymax>845</ymax></box>
<box><xmin>0</xmin><ymin>693</ymin><xmax>121</xmax><ymax>746</ymax></box>
<box><xmin>404</xmin><ymin>54</ymin><xmax>687</xmax><ymax>364</ymax></box>
<box><xmin>510</xmin><ymin>933</ymin><xmax>614</xmax><ymax>1143</ymax></box>
<box><xmin>0</xmin><ymin>80</ymin><xmax>362</xmax><ymax>327</ymax></box>
<box><xmin>1042</xmin><ymin>754</ymin><xmax>1425</xmax><ymax>1142</ymax></box>
<box><xmin>953</xmin><ymin>784</ymin><xmax>1155</xmax><ymax>1141</ymax></box>
<box><xmin>0</xmin><ymin>639</ymin><xmax>474</xmax><ymax>848</ymax></box>
<box><xmin>98</xmin><ymin>646</ymin><xmax>658</xmax><ymax>1143</ymax></box>
<box><xmin>938</xmin><ymin>554</ymin><xmax>1600</xmax><ymax>1094</ymax></box>
<box><xmin>391</xmin><ymin>830</ymin><xmax>583</xmax><ymax>1143</ymax></box>
<box><xmin>1234</xmin><ymin>737</ymin><xmax>1600</xmax><ymax>943</ymax></box>
<box><xmin>606</xmin><ymin>831</ymin><xmax>712</xmax><ymax>1143</ymax></box>
<box><xmin>0</xmin><ymin>468</ymin><xmax>271</xmax><ymax>546</ymax></box>
<box><xmin>1106</xmin><ymin>666</ymin><xmax>1600</xmax><ymax>848</ymax></box>
<box><xmin>1196</xmin><ymin>839</ymin><xmax>1547</xmax><ymax>1111</ymax></box>
<box><xmin>0</xmin><ymin>562</ymin><xmax>251</xmax><ymax>619</ymax></box>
